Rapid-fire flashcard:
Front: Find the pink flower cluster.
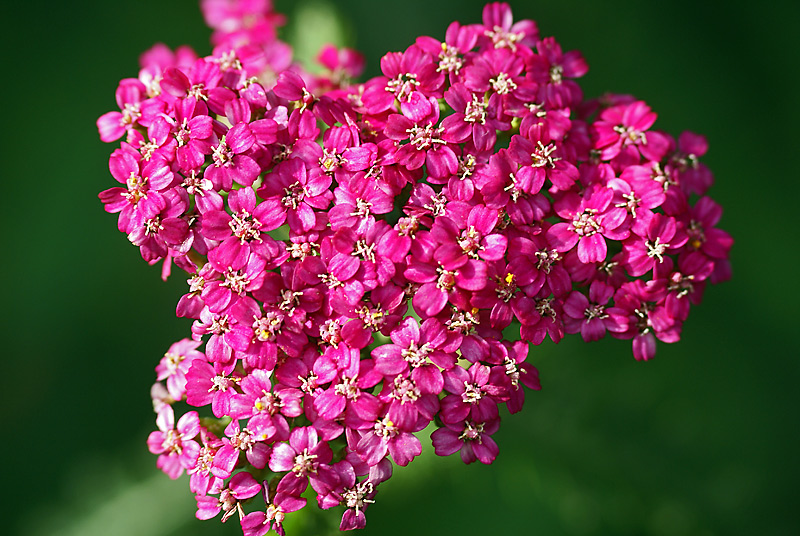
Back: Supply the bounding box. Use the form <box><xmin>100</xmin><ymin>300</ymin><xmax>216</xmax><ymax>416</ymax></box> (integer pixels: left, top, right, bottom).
<box><xmin>99</xmin><ymin>1</ymin><xmax>732</xmax><ymax>533</ymax></box>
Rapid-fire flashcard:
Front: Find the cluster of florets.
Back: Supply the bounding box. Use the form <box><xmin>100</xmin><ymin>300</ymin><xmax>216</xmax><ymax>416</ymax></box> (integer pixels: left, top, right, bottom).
<box><xmin>99</xmin><ymin>1</ymin><xmax>732</xmax><ymax>534</ymax></box>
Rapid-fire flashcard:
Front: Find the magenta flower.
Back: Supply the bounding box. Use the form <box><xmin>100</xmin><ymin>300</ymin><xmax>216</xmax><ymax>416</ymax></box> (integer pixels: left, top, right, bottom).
<box><xmin>218</xmin><ymin>418</ymin><xmax>272</xmax><ymax>468</ymax></box>
<box><xmin>99</xmin><ymin>148</ymin><xmax>174</xmax><ymax>234</ymax></box>
<box><xmin>469</xmin><ymin>261</ymin><xmax>528</xmax><ymax>329</ymax></box>
<box><xmin>479</xmin><ymin>150</ymin><xmax>546</xmax><ymax>212</ymax></box>
<box><xmin>496</xmin><ymin>340</ymin><xmax>541</xmax><ymax>414</ymax></box>
<box><xmin>592</xmin><ymin>100</ymin><xmax>670</xmax><ymax>162</ymax></box>
<box><xmin>274</xmin><ymin>71</ymin><xmax>317</xmax><ymax>112</ymax></box>
<box><xmin>339</xmin><ymin>299</ymin><xmax>398</xmax><ymax>353</ymax></box>
<box><xmin>269</xmin><ymin>426</ymin><xmax>339</xmax><ymax>494</ymax></box>
<box><xmin>328</xmin><ymin>175</ymin><xmax>395</xmax><ymax>233</ymax></box>
<box><xmin>649</xmin><ymin>252</ymin><xmax>713</xmax><ymax>322</ymax></box>
<box><xmin>372</xmin><ymin>317</ymin><xmax>455</xmax><ymax>395</ymax></box>
<box><xmin>518</xmin><ymin>103</ymin><xmax>571</xmax><ymax>143</ymax></box>
<box><xmin>147</xmin><ymin>406</ymin><xmax>201</xmax><ymax>479</ymax></box>
<box><xmin>362</xmin><ymin>45</ymin><xmax>440</xmax><ymax>120</ymax></box>
<box><xmin>385</xmin><ymin>109</ymin><xmax>459</xmax><ymax>179</ymax></box>
<box><xmin>405</xmin><ymin>227</ymin><xmax>489</xmax><ymax>318</ymax></box>
<box><xmin>156</xmin><ymin>338</ymin><xmax>205</xmax><ymax>400</ymax></box>
<box><xmin>201</xmin><ymin>186</ymin><xmax>286</xmax><ymax>267</ymax></box>
<box><xmin>258</xmin><ymin>263</ymin><xmax>324</xmax><ymax>316</ymax></box>
<box><xmin>562</xmin><ymin>280</ymin><xmax>627</xmax><ymax>342</ymax></box>
<box><xmin>415</xmin><ymin>21</ymin><xmax>479</xmax><ymax>86</ymax></box>
<box><xmin>168</xmin><ymin>97</ymin><xmax>215</xmax><ymax>173</ymax></box>
<box><xmin>190</xmin><ymin>301</ymin><xmax>235</xmax><ymax>364</ymax></box>
<box><xmin>683</xmin><ymin>196</ymin><xmax>734</xmax><ymax>264</ymax></box>
<box><xmin>507</xmin><ymin>134</ymin><xmax>578</xmax><ymax>192</ymax></box>
<box><xmin>205</xmin><ymin>122</ymin><xmax>261</xmax><ymax>189</ymax></box>
<box><xmin>201</xmin><ymin>250</ymin><xmax>267</xmax><ymax>313</ymax></box>
<box><xmin>328</xmin><ymin>222</ymin><xmax>396</xmax><ymax>289</ymax></box>
<box><xmin>160</xmin><ymin>59</ymin><xmax>223</xmax><ymax>106</ymax></box>
<box><xmin>377</xmin><ymin>374</ymin><xmax>439</xmax><ymax>431</ymax></box>
<box><xmin>316</xmin><ymin>462</ymin><xmax>379</xmax><ymax>530</ymax></box>
<box><xmin>441</xmin><ymin>83</ymin><xmax>504</xmax><ymax>151</ymax></box>
<box><xmin>431</xmin><ymin>418</ymin><xmax>500</xmax><ymax>465</ymax></box>
<box><xmin>672</xmin><ymin>131</ymin><xmax>714</xmax><ymax>196</ymax></box>
<box><xmin>517</xmin><ymin>292</ymin><xmax>566</xmax><ymax>345</ymax></box>
<box><xmin>316</xmin><ymin>44</ymin><xmax>366</xmax><ymax>87</ymax></box>
<box><xmin>610</xmin><ymin>280</ymin><xmax>680</xmax><ymax>361</ymax></box>
<box><xmin>440</xmin><ymin>362</ymin><xmax>506</xmax><ymax>424</ymax></box>
<box><xmin>621</xmin><ymin>212</ymin><xmax>688</xmax><ymax>277</ymax></box>
<box><xmin>506</xmin><ymin>231</ymin><xmax>572</xmax><ymax>298</ymax></box>
<box><xmin>547</xmin><ymin>187</ymin><xmax>629</xmax><ymax>263</ymax></box>
<box><xmin>608</xmin><ymin>173</ymin><xmax>665</xmax><ymax>226</ymax></box>
<box><xmin>195</xmin><ymin>471</ymin><xmax>262</xmax><ymax>521</ymax></box>
<box><xmin>256</xmin><ymin>157</ymin><xmax>333</xmax><ymax>232</ymax></box>
<box><xmin>240</xmin><ymin>483</ymin><xmax>306</xmax><ymax>536</ymax></box>
<box><xmin>313</xmin><ymin>357</ymin><xmax>381</xmax><ymax>424</ymax></box>
<box><xmin>96</xmin><ymin>78</ymin><xmax>160</xmax><ymax>143</ymax></box>
<box><xmin>463</xmin><ymin>47</ymin><xmax>527</xmax><ymax>106</ymax></box>
<box><xmin>185</xmin><ymin>358</ymin><xmax>241</xmax><ymax>417</ymax></box>
<box><xmin>527</xmin><ymin>36</ymin><xmax>587</xmax><ymax>108</ymax></box>
<box><xmin>187</xmin><ymin>430</ymin><xmax>226</xmax><ymax>495</ymax></box>
<box><xmin>354</xmin><ymin>414</ymin><xmax>424</xmax><ymax>468</ymax></box>
<box><xmin>432</xmin><ymin>204</ymin><xmax>508</xmax><ymax>266</ymax></box>
<box><xmin>126</xmin><ymin>187</ymin><xmax>190</xmax><ymax>263</ymax></box>
<box><xmin>480</xmin><ymin>2</ymin><xmax>539</xmax><ymax>52</ymax></box>
<box><xmin>201</xmin><ymin>0</ymin><xmax>287</xmax><ymax>48</ymax></box>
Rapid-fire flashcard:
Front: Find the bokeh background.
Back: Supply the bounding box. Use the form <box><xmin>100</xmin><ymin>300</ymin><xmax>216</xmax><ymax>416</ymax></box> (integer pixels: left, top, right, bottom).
<box><xmin>2</xmin><ymin>1</ymin><xmax>798</xmax><ymax>535</ymax></box>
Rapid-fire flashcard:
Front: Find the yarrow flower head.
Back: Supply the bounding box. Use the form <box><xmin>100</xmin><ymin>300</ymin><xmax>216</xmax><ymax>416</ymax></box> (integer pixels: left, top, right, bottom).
<box><xmin>97</xmin><ymin>1</ymin><xmax>732</xmax><ymax>533</ymax></box>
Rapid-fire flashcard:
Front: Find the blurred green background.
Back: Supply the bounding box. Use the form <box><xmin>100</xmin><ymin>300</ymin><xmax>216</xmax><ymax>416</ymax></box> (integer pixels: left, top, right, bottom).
<box><xmin>2</xmin><ymin>1</ymin><xmax>797</xmax><ymax>535</ymax></box>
